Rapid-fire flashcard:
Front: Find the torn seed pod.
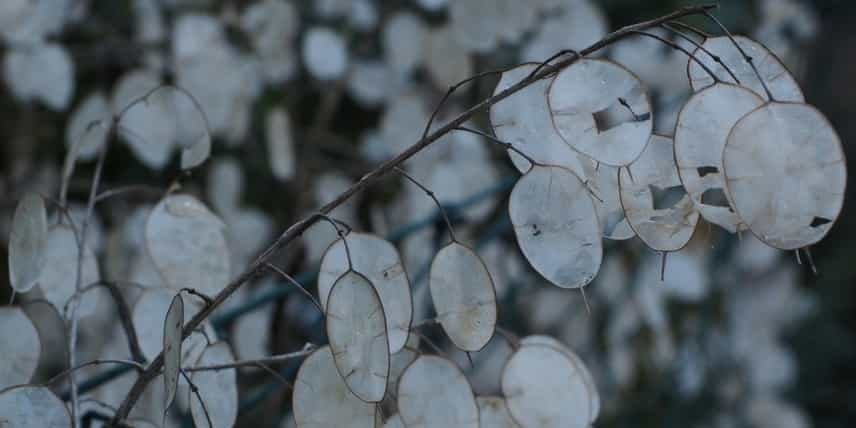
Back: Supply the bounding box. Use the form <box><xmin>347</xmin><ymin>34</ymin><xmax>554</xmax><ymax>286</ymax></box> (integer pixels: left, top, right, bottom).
<box><xmin>621</xmin><ymin>134</ymin><xmax>699</xmax><ymax>251</ymax></box>
<box><xmin>723</xmin><ymin>102</ymin><xmax>846</xmax><ymax>250</ymax></box>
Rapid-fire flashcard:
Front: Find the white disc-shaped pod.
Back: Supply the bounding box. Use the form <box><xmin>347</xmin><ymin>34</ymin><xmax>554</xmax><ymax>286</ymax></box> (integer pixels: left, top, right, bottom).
<box><xmin>318</xmin><ymin>233</ymin><xmax>412</xmax><ymax>354</ymax></box>
<box><xmin>723</xmin><ymin>101</ymin><xmax>846</xmax><ymax>250</ymax></box>
<box><xmin>397</xmin><ymin>355</ymin><xmax>479</xmax><ymax>428</ymax></box>
<box><xmin>548</xmin><ymin>58</ymin><xmax>653</xmax><ymax>166</ymax></box>
<box><xmin>9</xmin><ymin>192</ymin><xmax>48</xmax><ymax>293</ymax></box>
<box><xmin>509</xmin><ymin>165</ymin><xmax>602</xmax><ymax>289</ymax></box>
<box><xmin>190</xmin><ymin>342</ymin><xmax>238</xmax><ymax>428</ymax></box>
<box><xmin>325</xmin><ymin>270</ymin><xmax>390</xmax><ymax>402</ymax></box>
<box><xmin>0</xmin><ymin>384</ymin><xmax>71</xmax><ymax>427</ymax></box>
<box><xmin>620</xmin><ymin>134</ymin><xmax>699</xmax><ymax>251</ymax></box>
<box><xmin>0</xmin><ymin>307</ymin><xmax>41</xmax><ymax>390</ymax></box>
<box><xmin>145</xmin><ymin>194</ymin><xmax>231</xmax><ymax>296</ymax></box>
<box><xmin>501</xmin><ymin>337</ymin><xmax>593</xmax><ymax>428</ymax></box>
<box><xmin>293</xmin><ymin>346</ymin><xmax>378</xmax><ymax>428</ymax></box>
<box><xmin>489</xmin><ymin>63</ymin><xmax>595</xmax><ymax>179</ymax></box>
<box><xmin>674</xmin><ymin>83</ymin><xmax>764</xmax><ymax>232</ymax></box>
<box><xmin>687</xmin><ymin>35</ymin><xmax>805</xmax><ymax>103</ymax></box>
<box><xmin>518</xmin><ymin>335</ymin><xmax>600</xmax><ymax>423</ymax></box>
<box><xmin>428</xmin><ymin>241</ymin><xmax>497</xmax><ymax>352</ymax></box>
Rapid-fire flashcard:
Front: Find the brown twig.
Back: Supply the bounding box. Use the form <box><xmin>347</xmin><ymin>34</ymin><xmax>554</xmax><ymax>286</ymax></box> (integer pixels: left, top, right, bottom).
<box><xmin>394</xmin><ymin>167</ymin><xmax>458</xmax><ymax>243</ymax></box>
<box><xmin>108</xmin><ymin>5</ymin><xmax>718</xmax><ymax>424</ymax></box>
<box><xmin>183</xmin><ymin>345</ymin><xmax>317</xmax><ymax>373</ymax></box>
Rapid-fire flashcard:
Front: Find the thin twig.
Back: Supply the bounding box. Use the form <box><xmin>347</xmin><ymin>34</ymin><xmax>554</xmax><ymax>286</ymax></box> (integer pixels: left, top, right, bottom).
<box><xmin>179</xmin><ymin>288</ymin><xmax>214</xmax><ymax>307</ymax></box>
<box><xmin>528</xmin><ymin>49</ymin><xmax>581</xmax><ymax>80</ymax></box>
<box><xmin>630</xmin><ymin>30</ymin><xmax>721</xmax><ymax>83</ymax></box>
<box><xmin>69</xmin><ymin>126</ymin><xmax>112</xmax><ymax>428</ymax></box>
<box><xmin>667</xmin><ymin>20</ymin><xmax>714</xmax><ymax>39</ymax></box>
<box><xmin>803</xmin><ymin>247</ymin><xmax>818</xmax><ymax>275</ymax></box>
<box><xmin>101</xmin><ymin>281</ymin><xmax>147</xmax><ymax>364</ymax></box>
<box><xmin>94</xmin><ymin>185</ymin><xmax>164</xmax><ymax>204</ymax></box>
<box><xmin>46</xmin><ymin>359</ymin><xmax>145</xmax><ymax>386</ymax></box>
<box><xmin>452</xmin><ymin>126</ymin><xmax>540</xmax><ymax>168</ymax></box>
<box><xmin>317</xmin><ymin>213</ymin><xmax>352</xmax><ymax>270</ymax></box>
<box><xmin>184</xmin><ymin>345</ymin><xmax>317</xmax><ymax>372</ymax></box>
<box><xmin>265</xmin><ymin>263</ymin><xmax>324</xmax><ymax>314</ymax></box>
<box><xmin>108</xmin><ymin>6</ymin><xmax>718</xmax><ymax>424</ymax></box>
<box><xmin>661</xmin><ymin>23</ymin><xmax>741</xmax><ymax>84</ymax></box>
<box><xmin>254</xmin><ymin>362</ymin><xmax>294</xmax><ymax>390</ymax></box>
<box><xmin>181</xmin><ymin>369</ymin><xmax>213</xmax><ymax>428</ymax></box>
<box><xmin>421</xmin><ymin>67</ymin><xmax>517</xmax><ymax>143</ymax></box>
<box><xmin>580</xmin><ymin>287</ymin><xmax>592</xmax><ymax>317</ymax></box>
<box><xmin>394</xmin><ymin>166</ymin><xmax>458</xmax><ymax>243</ymax></box>
<box><xmin>702</xmin><ymin>11</ymin><xmax>776</xmax><ymax>100</ymax></box>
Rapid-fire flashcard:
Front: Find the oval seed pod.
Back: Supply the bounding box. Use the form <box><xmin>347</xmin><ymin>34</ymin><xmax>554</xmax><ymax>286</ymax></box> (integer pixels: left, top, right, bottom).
<box><xmin>0</xmin><ymin>385</ymin><xmax>71</xmax><ymax>427</ymax></box>
<box><xmin>490</xmin><ymin>63</ymin><xmax>594</xmax><ymax>178</ymax></box>
<box><xmin>293</xmin><ymin>346</ymin><xmax>377</xmax><ymax>428</ymax></box>
<box><xmin>428</xmin><ymin>242</ymin><xmax>497</xmax><ymax>352</ymax></box>
<box><xmin>674</xmin><ymin>83</ymin><xmax>765</xmax><ymax>232</ymax></box>
<box><xmin>548</xmin><ymin>58</ymin><xmax>653</xmax><ymax>166</ymax></box>
<box><xmin>477</xmin><ymin>396</ymin><xmax>519</xmax><ymax>428</ymax></box>
<box><xmin>509</xmin><ymin>165</ymin><xmax>602</xmax><ymax>289</ymax></box>
<box><xmin>39</xmin><ymin>224</ymin><xmax>100</xmax><ymax>319</ymax></box>
<box><xmin>397</xmin><ymin>355</ymin><xmax>479</xmax><ymax>428</ymax></box>
<box><xmin>163</xmin><ymin>293</ymin><xmax>184</xmax><ymax>413</ymax></box>
<box><xmin>326</xmin><ymin>271</ymin><xmax>390</xmax><ymax>402</ymax></box>
<box><xmin>723</xmin><ymin>102</ymin><xmax>846</xmax><ymax>250</ymax></box>
<box><xmin>9</xmin><ymin>192</ymin><xmax>48</xmax><ymax>293</ymax></box>
<box><xmin>319</xmin><ymin>233</ymin><xmax>412</xmax><ymax>354</ymax></box>
<box><xmin>519</xmin><ymin>335</ymin><xmax>600</xmax><ymax>423</ymax></box>
<box><xmin>687</xmin><ymin>35</ymin><xmax>804</xmax><ymax>102</ymax></box>
<box><xmin>0</xmin><ymin>307</ymin><xmax>41</xmax><ymax>390</ymax></box>
<box><xmin>501</xmin><ymin>343</ymin><xmax>591</xmax><ymax>428</ymax></box>
<box><xmin>145</xmin><ymin>194</ymin><xmax>230</xmax><ymax>295</ymax></box>
<box><xmin>620</xmin><ymin>134</ymin><xmax>699</xmax><ymax>251</ymax></box>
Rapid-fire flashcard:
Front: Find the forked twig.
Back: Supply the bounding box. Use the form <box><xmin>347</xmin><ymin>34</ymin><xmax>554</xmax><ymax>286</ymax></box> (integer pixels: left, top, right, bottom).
<box><xmin>702</xmin><ymin>11</ymin><xmax>776</xmax><ymax>100</ymax></box>
<box><xmin>661</xmin><ymin>23</ymin><xmax>742</xmax><ymax>84</ymax></box>
<box><xmin>394</xmin><ymin>166</ymin><xmax>459</xmax><ymax>243</ymax></box>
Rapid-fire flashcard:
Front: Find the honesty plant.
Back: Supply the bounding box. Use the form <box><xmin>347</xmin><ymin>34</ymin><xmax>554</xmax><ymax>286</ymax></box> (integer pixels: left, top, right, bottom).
<box><xmin>1</xmin><ymin>3</ymin><xmax>842</xmax><ymax>428</ymax></box>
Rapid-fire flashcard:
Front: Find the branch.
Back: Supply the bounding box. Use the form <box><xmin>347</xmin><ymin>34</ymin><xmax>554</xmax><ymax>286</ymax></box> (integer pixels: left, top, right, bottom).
<box><xmin>183</xmin><ymin>345</ymin><xmax>317</xmax><ymax>373</ymax></box>
<box><xmin>108</xmin><ymin>5</ymin><xmax>717</xmax><ymax>424</ymax></box>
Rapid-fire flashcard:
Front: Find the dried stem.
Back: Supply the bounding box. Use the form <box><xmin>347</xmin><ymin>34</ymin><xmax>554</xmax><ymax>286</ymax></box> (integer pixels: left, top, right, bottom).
<box><xmin>630</xmin><ymin>30</ymin><xmax>721</xmax><ymax>83</ymax></box>
<box><xmin>667</xmin><ymin>20</ymin><xmax>714</xmax><ymax>39</ymax></box>
<box><xmin>452</xmin><ymin>126</ymin><xmax>540</xmax><ymax>168</ymax></box>
<box><xmin>69</xmin><ymin>125</ymin><xmax>113</xmax><ymax>428</ymax></box>
<box><xmin>661</xmin><ymin>23</ymin><xmax>742</xmax><ymax>84</ymax></box>
<box><xmin>265</xmin><ymin>263</ymin><xmax>324</xmax><ymax>314</ymax></box>
<box><xmin>394</xmin><ymin>166</ymin><xmax>458</xmax><ymax>243</ymax></box>
<box><xmin>702</xmin><ymin>11</ymin><xmax>776</xmax><ymax>100</ymax></box>
<box><xmin>47</xmin><ymin>359</ymin><xmax>145</xmax><ymax>386</ymax></box>
<box><xmin>94</xmin><ymin>184</ymin><xmax>164</xmax><ymax>204</ymax></box>
<box><xmin>184</xmin><ymin>345</ymin><xmax>317</xmax><ymax>373</ymax></box>
<box><xmin>181</xmin><ymin>369</ymin><xmax>213</xmax><ymax>428</ymax></box>
<box><xmin>108</xmin><ymin>5</ymin><xmax>718</xmax><ymax>424</ymax></box>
